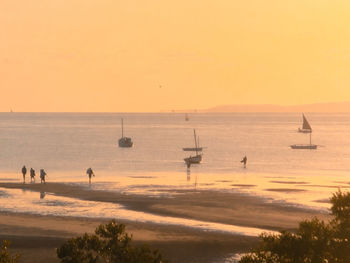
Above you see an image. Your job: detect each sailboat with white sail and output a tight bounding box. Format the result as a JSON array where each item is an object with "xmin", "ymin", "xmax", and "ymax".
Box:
[
  {"xmin": 118, "ymin": 118, "xmax": 133, "ymax": 148},
  {"xmin": 298, "ymin": 113, "xmax": 312, "ymax": 133},
  {"xmin": 184, "ymin": 129, "xmax": 202, "ymax": 164},
  {"xmin": 291, "ymin": 113, "xmax": 317, "ymax": 149}
]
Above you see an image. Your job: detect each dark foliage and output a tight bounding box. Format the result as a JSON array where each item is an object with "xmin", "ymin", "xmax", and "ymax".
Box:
[
  {"xmin": 57, "ymin": 220, "xmax": 166, "ymax": 263},
  {"xmin": 240, "ymin": 190, "xmax": 350, "ymax": 263},
  {"xmin": 0, "ymin": 240, "xmax": 19, "ymax": 263}
]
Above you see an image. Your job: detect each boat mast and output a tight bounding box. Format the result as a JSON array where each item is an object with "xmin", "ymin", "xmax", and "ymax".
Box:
[
  {"xmin": 121, "ymin": 118, "xmax": 124, "ymax": 138},
  {"xmin": 193, "ymin": 129, "xmax": 198, "ymax": 155},
  {"xmin": 310, "ymin": 132, "xmax": 312, "ymax": 145}
]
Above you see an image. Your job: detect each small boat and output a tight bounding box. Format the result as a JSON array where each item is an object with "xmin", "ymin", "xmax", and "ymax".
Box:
[
  {"xmin": 298, "ymin": 113, "xmax": 312, "ymax": 133},
  {"xmin": 291, "ymin": 114, "xmax": 317, "ymax": 150},
  {"xmin": 291, "ymin": 144, "xmax": 317, "ymax": 149},
  {"xmin": 184, "ymin": 154, "xmax": 202, "ymax": 164},
  {"xmin": 183, "ymin": 147, "xmax": 204, "ymax": 151},
  {"xmin": 184, "ymin": 129, "xmax": 202, "ymax": 164},
  {"xmin": 118, "ymin": 118, "xmax": 133, "ymax": 148}
]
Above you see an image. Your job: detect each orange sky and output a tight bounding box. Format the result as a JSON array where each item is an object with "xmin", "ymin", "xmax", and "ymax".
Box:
[{"xmin": 1, "ymin": 0, "xmax": 350, "ymax": 112}]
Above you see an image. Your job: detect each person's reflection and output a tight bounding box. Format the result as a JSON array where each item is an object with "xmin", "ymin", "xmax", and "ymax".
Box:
[
  {"xmin": 40, "ymin": 192, "xmax": 46, "ymax": 199},
  {"xmin": 186, "ymin": 161, "xmax": 191, "ymax": 181}
]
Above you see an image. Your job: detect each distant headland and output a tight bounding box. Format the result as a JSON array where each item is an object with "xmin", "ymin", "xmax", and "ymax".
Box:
[{"xmin": 166, "ymin": 102, "xmax": 348, "ymax": 113}]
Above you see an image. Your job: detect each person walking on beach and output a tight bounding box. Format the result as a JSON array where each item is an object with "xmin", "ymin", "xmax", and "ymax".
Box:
[
  {"xmin": 30, "ymin": 168, "xmax": 35, "ymax": 182},
  {"xmin": 21, "ymin": 165, "xmax": 27, "ymax": 183},
  {"xmin": 40, "ymin": 169, "xmax": 47, "ymax": 184},
  {"xmin": 86, "ymin": 167, "xmax": 95, "ymax": 184},
  {"xmin": 240, "ymin": 156, "xmax": 247, "ymax": 168}
]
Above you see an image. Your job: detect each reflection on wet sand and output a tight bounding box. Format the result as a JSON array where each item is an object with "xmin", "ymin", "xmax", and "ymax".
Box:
[
  {"xmin": 270, "ymin": 181, "xmax": 309, "ymax": 185},
  {"xmin": 1, "ymin": 169, "xmax": 348, "ymax": 211},
  {"xmin": 0, "ymin": 187, "xmax": 276, "ymax": 237},
  {"xmin": 231, "ymin": 184, "xmax": 256, "ymax": 188},
  {"xmin": 265, "ymin": 188, "xmax": 307, "ymax": 193}
]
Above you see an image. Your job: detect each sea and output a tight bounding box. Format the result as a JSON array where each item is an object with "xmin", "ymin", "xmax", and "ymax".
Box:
[{"xmin": 0, "ymin": 112, "xmax": 349, "ymax": 239}]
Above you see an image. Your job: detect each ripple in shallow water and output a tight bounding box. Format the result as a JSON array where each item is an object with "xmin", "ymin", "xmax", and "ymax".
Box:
[
  {"xmin": 270, "ymin": 181, "xmax": 309, "ymax": 185},
  {"xmin": 265, "ymin": 188, "xmax": 307, "ymax": 193}
]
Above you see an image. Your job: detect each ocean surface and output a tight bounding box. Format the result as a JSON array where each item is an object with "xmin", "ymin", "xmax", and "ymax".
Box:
[{"xmin": 0, "ymin": 112, "xmax": 350, "ymax": 211}]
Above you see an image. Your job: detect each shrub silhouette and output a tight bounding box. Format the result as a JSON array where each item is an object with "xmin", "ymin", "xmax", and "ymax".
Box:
[
  {"xmin": 57, "ymin": 220, "xmax": 166, "ymax": 263},
  {"xmin": 0, "ymin": 240, "xmax": 19, "ymax": 263},
  {"xmin": 240, "ymin": 191, "xmax": 350, "ymax": 263}
]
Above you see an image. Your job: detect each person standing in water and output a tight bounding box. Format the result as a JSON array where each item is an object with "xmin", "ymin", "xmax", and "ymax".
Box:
[
  {"xmin": 21, "ymin": 165, "xmax": 27, "ymax": 183},
  {"xmin": 241, "ymin": 156, "xmax": 247, "ymax": 168},
  {"xmin": 30, "ymin": 168, "xmax": 35, "ymax": 182},
  {"xmin": 86, "ymin": 168, "xmax": 95, "ymax": 184},
  {"xmin": 40, "ymin": 169, "xmax": 47, "ymax": 184}
]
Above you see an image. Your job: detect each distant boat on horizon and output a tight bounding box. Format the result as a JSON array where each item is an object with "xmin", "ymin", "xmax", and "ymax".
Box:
[
  {"xmin": 184, "ymin": 129, "xmax": 202, "ymax": 164},
  {"xmin": 118, "ymin": 118, "xmax": 133, "ymax": 148},
  {"xmin": 291, "ymin": 113, "xmax": 317, "ymax": 149}
]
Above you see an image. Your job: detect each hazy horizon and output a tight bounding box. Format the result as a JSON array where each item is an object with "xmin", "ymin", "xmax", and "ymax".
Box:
[{"xmin": 2, "ymin": 100, "xmax": 350, "ymax": 113}]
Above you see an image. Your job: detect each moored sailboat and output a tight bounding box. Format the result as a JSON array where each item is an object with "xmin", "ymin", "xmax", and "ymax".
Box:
[
  {"xmin": 291, "ymin": 114, "xmax": 317, "ymax": 149},
  {"xmin": 184, "ymin": 129, "xmax": 202, "ymax": 164},
  {"xmin": 118, "ymin": 118, "xmax": 133, "ymax": 148}
]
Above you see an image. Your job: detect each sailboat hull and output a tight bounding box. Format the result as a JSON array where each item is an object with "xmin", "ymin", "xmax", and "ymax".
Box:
[
  {"xmin": 290, "ymin": 144, "xmax": 317, "ymax": 149},
  {"xmin": 119, "ymin": 137, "xmax": 133, "ymax": 148},
  {"xmin": 184, "ymin": 154, "xmax": 202, "ymax": 164},
  {"xmin": 298, "ymin": 128, "xmax": 312, "ymax": 133}
]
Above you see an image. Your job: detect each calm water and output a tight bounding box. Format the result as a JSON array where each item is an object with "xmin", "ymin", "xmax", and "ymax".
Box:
[
  {"xmin": 1, "ymin": 112, "xmax": 349, "ymax": 174},
  {"xmin": 0, "ymin": 112, "xmax": 350, "ymax": 210}
]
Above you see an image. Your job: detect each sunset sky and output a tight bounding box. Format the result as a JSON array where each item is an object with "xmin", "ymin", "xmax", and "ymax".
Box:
[{"xmin": 1, "ymin": 0, "xmax": 350, "ymax": 112}]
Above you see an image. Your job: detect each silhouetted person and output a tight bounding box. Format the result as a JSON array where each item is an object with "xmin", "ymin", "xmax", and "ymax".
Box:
[
  {"xmin": 86, "ymin": 168, "xmax": 95, "ymax": 184},
  {"xmin": 30, "ymin": 168, "xmax": 35, "ymax": 182},
  {"xmin": 21, "ymin": 165, "xmax": 27, "ymax": 183},
  {"xmin": 241, "ymin": 156, "xmax": 247, "ymax": 168},
  {"xmin": 40, "ymin": 169, "xmax": 46, "ymax": 184}
]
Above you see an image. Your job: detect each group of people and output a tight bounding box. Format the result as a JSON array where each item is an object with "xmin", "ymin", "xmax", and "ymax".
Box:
[
  {"xmin": 21, "ymin": 166, "xmax": 95, "ymax": 184},
  {"xmin": 21, "ymin": 165, "xmax": 47, "ymax": 184},
  {"xmin": 22, "ymin": 158, "xmax": 244, "ymax": 184}
]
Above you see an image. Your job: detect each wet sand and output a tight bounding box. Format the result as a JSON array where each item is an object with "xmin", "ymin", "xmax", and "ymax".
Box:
[
  {"xmin": 0, "ymin": 212, "xmax": 257, "ymax": 263},
  {"xmin": 0, "ymin": 182, "xmax": 331, "ymax": 263}
]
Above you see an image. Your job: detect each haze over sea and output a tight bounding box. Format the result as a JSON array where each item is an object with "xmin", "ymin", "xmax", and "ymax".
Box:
[{"xmin": 1, "ymin": 112, "xmax": 350, "ymax": 210}]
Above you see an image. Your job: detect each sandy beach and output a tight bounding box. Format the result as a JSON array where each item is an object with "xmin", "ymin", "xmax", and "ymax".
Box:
[{"xmin": 0, "ymin": 182, "xmax": 330, "ymax": 263}]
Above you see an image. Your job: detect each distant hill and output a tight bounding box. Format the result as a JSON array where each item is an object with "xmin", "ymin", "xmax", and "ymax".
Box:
[{"xmin": 203, "ymin": 102, "xmax": 350, "ymax": 113}]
